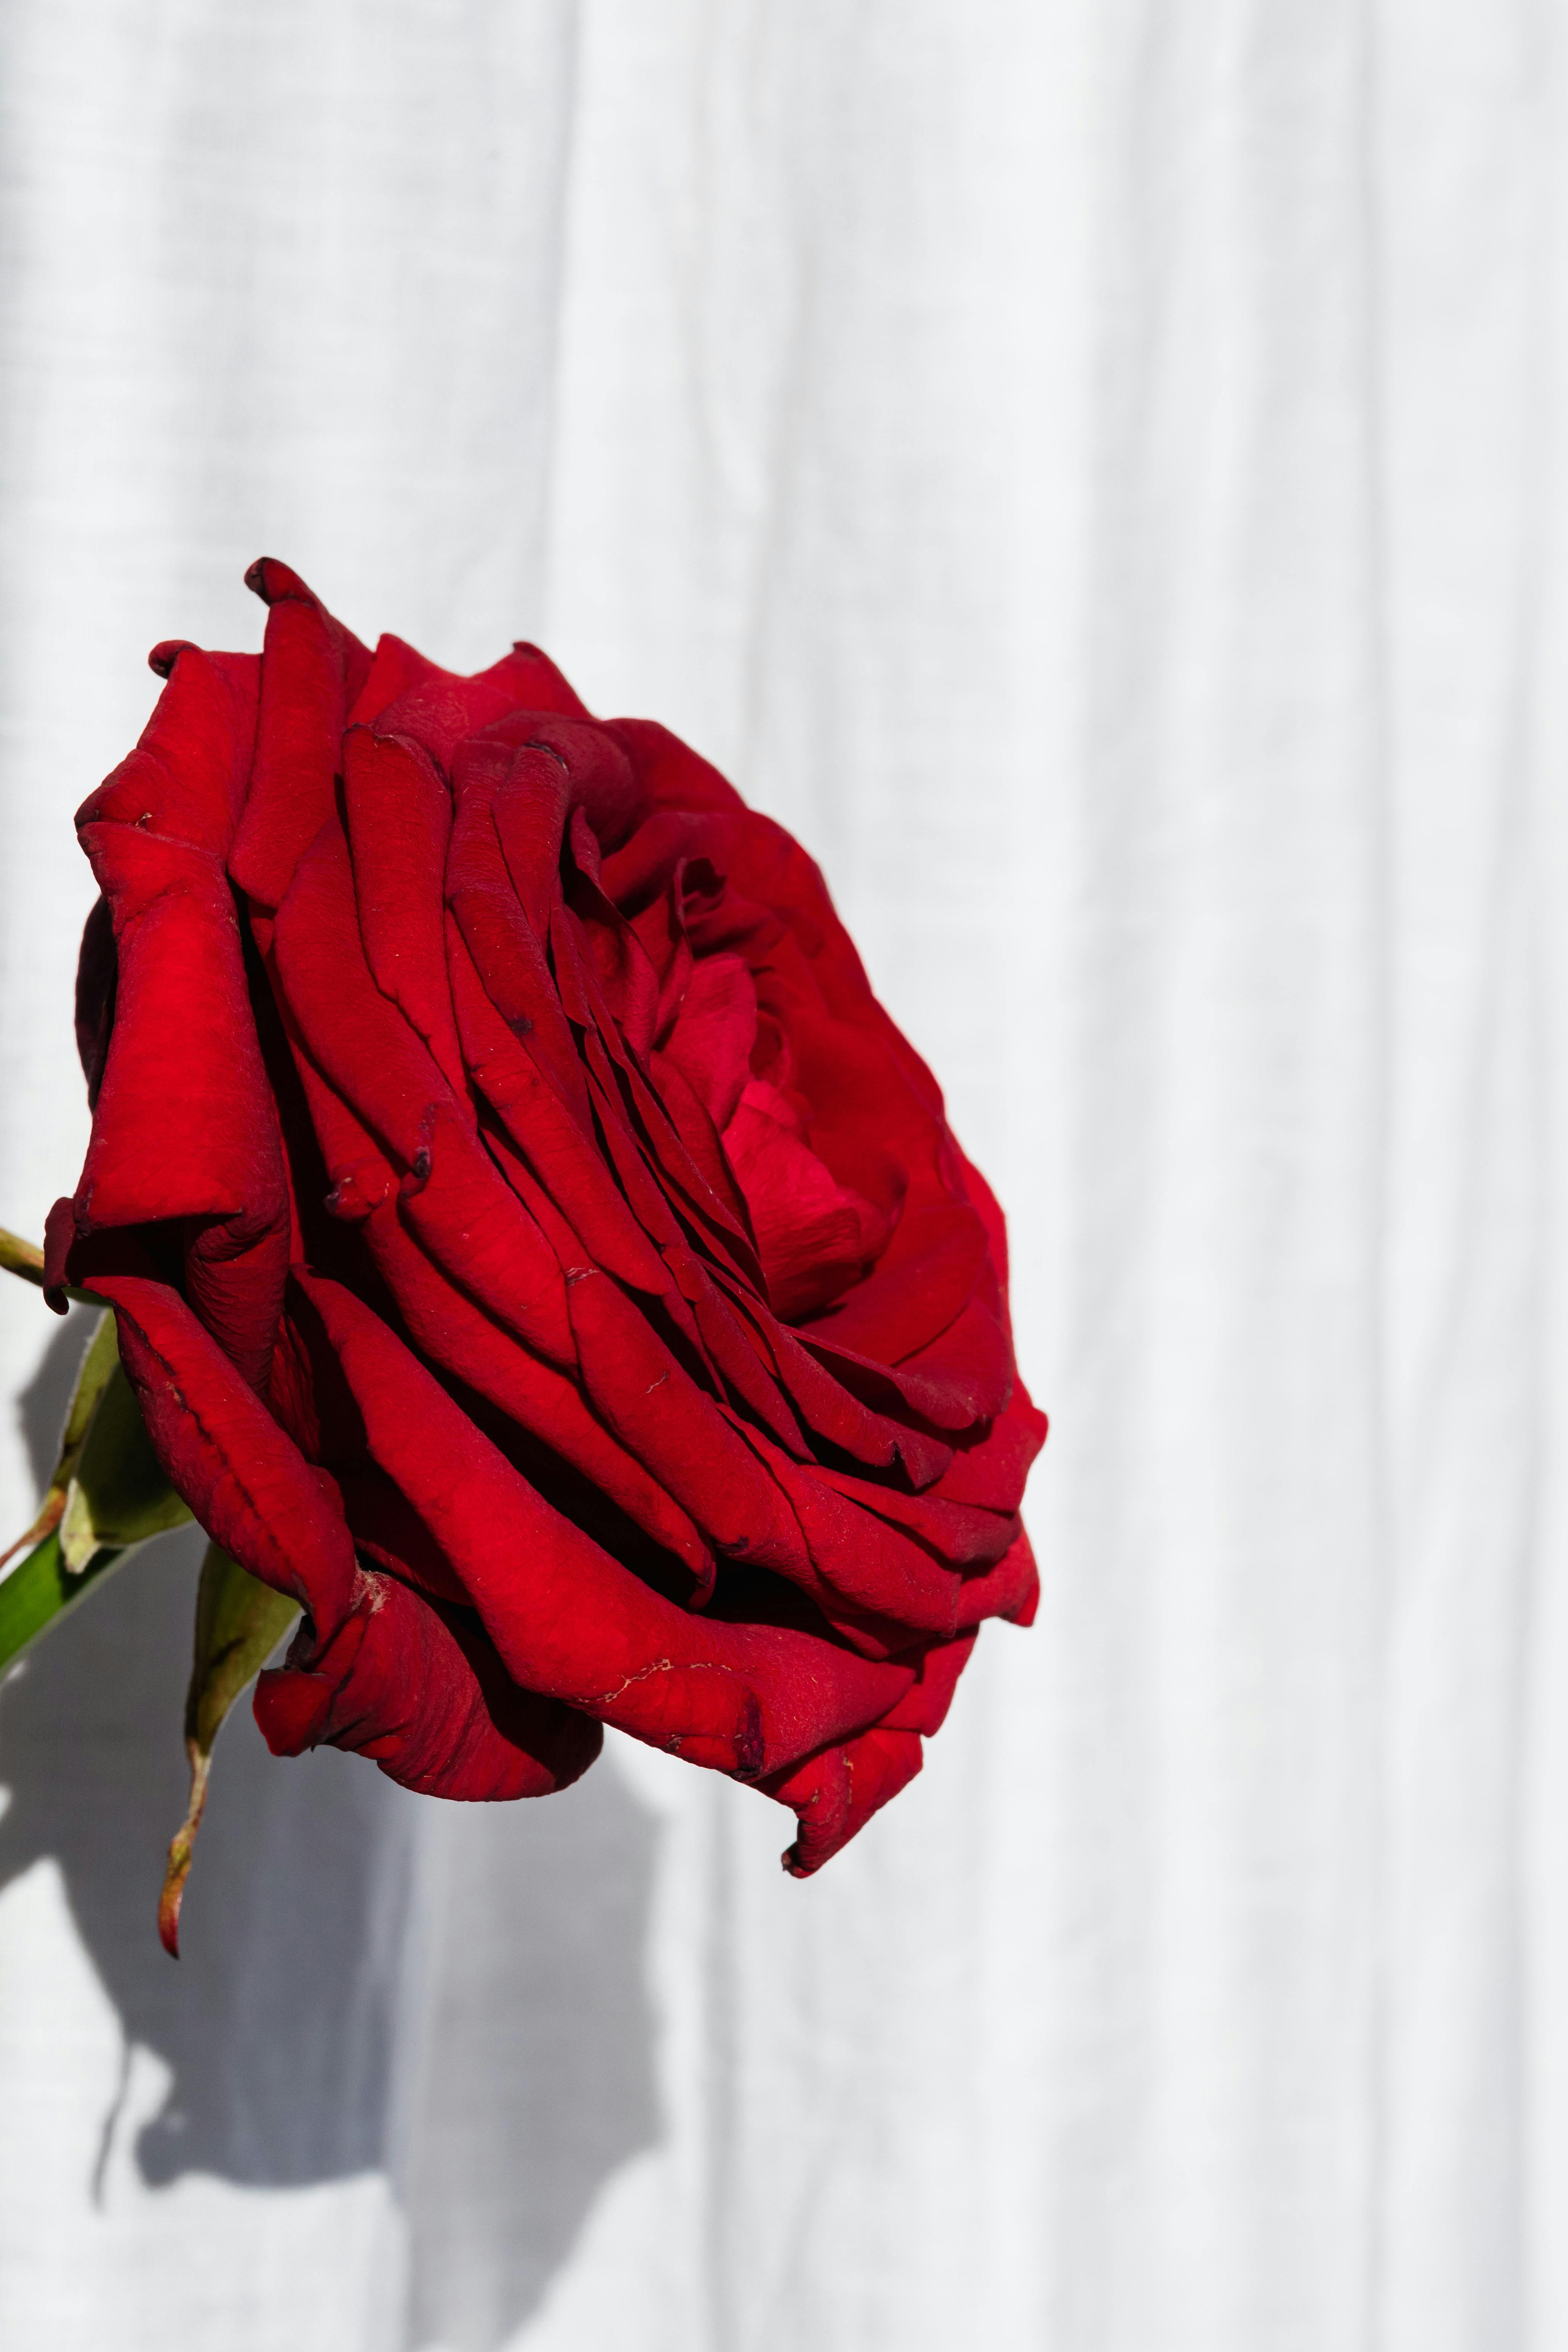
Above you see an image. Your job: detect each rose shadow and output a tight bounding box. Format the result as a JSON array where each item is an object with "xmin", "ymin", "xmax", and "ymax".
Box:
[{"xmin": 0, "ymin": 1308, "xmax": 661, "ymax": 2348}]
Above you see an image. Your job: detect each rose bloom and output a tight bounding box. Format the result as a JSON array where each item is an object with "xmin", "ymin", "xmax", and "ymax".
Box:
[{"xmin": 47, "ymin": 561, "xmax": 1046, "ymax": 1874}]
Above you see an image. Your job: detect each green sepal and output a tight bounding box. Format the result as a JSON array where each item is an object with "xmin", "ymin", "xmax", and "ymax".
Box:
[
  {"xmin": 0, "ymin": 1310, "xmax": 120, "ymax": 1574},
  {"xmin": 59, "ymin": 1357, "xmax": 194, "ymax": 1571},
  {"xmin": 0, "ymin": 1298, "xmax": 194, "ymax": 1673},
  {"xmin": 59, "ymin": 1311, "xmax": 122, "ymax": 1460},
  {"xmin": 159, "ymin": 1543, "xmax": 301, "ymax": 1957}
]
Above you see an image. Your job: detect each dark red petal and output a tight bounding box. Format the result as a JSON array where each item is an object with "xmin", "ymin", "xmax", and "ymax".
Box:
[
  {"xmin": 932, "ymin": 1388, "xmax": 1050, "ymax": 1511},
  {"xmin": 74, "ymin": 895, "xmax": 117, "ymax": 1109},
  {"xmin": 447, "ymin": 934, "xmax": 672, "ymax": 1295},
  {"xmin": 802, "ymin": 1199, "xmax": 987, "ymax": 1364},
  {"xmin": 71, "ymin": 645, "xmax": 289, "ymax": 1389},
  {"xmin": 739, "ymin": 1431, "xmax": 968, "ymax": 1636},
  {"xmin": 954, "ymin": 1525, "xmax": 1041, "ymax": 1630},
  {"xmin": 766, "ymin": 1727, "xmax": 925, "ymax": 1876},
  {"xmin": 334, "ymin": 1468, "xmax": 480, "ymax": 1607},
  {"xmin": 891, "ymin": 1291, "xmax": 1015, "ymax": 1423},
  {"xmin": 877, "ymin": 1633, "xmax": 979, "ymax": 1735},
  {"xmin": 74, "ymin": 641, "xmax": 259, "ymax": 849},
  {"xmin": 344, "ymin": 634, "xmax": 434, "ymax": 731},
  {"xmin": 88, "ymin": 1273, "xmax": 356, "ymax": 1631},
  {"xmin": 703, "ymin": 1266, "xmax": 955, "ymax": 1485},
  {"xmin": 814, "ymin": 1466, "xmax": 1019, "ymax": 1569},
  {"xmin": 348, "ymin": 1198, "xmax": 717, "ymax": 1590},
  {"xmin": 661, "ymin": 953, "xmax": 757, "ymax": 1127},
  {"xmin": 341, "ymin": 726, "xmax": 465, "ymax": 1095},
  {"xmin": 396, "ymin": 1103, "xmax": 574, "ymax": 1365},
  {"xmin": 658, "ymin": 1244, "xmax": 811, "ymax": 1458},
  {"xmin": 722, "ymin": 1079, "xmax": 891, "ymax": 1323},
  {"xmin": 445, "ymin": 770, "xmax": 594, "ymax": 1124},
  {"xmin": 229, "ymin": 561, "xmax": 372, "ymax": 910},
  {"xmin": 354, "ymin": 641, "xmax": 589, "ymax": 766},
  {"xmin": 273, "ymin": 812, "xmax": 465, "ymax": 1170},
  {"xmin": 563, "ymin": 809, "xmax": 662, "ymax": 1058},
  {"xmin": 564, "ymin": 1268, "xmax": 809, "ymax": 1577},
  {"xmin": 510, "ymin": 716, "xmax": 640, "ymax": 858},
  {"xmin": 607, "ymin": 718, "xmax": 746, "ymax": 815},
  {"xmin": 295, "ymin": 1271, "xmax": 914, "ymax": 1776},
  {"xmin": 74, "ymin": 835, "xmax": 279, "ymax": 1234},
  {"xmin": 255, "ymin": 1570, "xmax": 602, "ymax": 1800}
]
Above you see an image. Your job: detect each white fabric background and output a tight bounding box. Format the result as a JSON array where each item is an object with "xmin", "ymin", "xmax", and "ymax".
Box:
[{"xmin": 0, "ymin": 2, "xmax": 1562, "ymax": 2346}]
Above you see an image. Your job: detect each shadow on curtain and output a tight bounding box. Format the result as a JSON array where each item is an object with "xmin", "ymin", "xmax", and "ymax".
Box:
[{"xmin": 0, "ymin": 1307, "xmax": 661, "ymax": 2347}]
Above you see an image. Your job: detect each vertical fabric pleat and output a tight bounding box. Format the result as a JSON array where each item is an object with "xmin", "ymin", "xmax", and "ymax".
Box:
[{"xmin": 1, "ymin": 4, "xmax": 1565, "ymax": 2349}]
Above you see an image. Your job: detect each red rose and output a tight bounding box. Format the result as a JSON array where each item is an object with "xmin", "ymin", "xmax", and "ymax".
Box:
[{"xmin": 46, "ymin": 560, "xmax": 1046, "ymax": 1874}]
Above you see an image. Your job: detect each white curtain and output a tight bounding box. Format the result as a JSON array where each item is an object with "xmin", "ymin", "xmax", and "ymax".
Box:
[{"xmin": 1, "ymin": 3, "xmax": 1562, "ymax": 2346}]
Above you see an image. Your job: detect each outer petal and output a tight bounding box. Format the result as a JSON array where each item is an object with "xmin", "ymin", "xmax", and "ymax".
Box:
[
  {"xmin": 341, "ymin": 725, "xmax": 466, "ymax": 1095},
  {"xmin": 82, "ymin": 1272, "xmax": 356, "ymax": 1633},
  {"xmin": 764, "ymin": 1728, "xmax": 925, "ymax": 1877},
  {"xmin": 255, "ymin": 1570, "xmax": 602, "ymax": 1801},
  {"xmin": 351, "ymin": 637, "xmax": 588, "ymax": 761},
  {"xmin": 228, "ymin": 559, "xmax": 373, "ymax": 910},
  {"xmin": 73, "ymin": 891, "xmax": 117, "ymax": 1108},
  {"xmin": 64, "ymin": 645, "xmax": 288, "ymax": 1391},
  {"xmin": 608, "ymin": 717, "xmax": 746, "ymax": 816},
  {"xmin": 955, "ymin": 1525, "xmax": 1041, "ymax": 1631}
]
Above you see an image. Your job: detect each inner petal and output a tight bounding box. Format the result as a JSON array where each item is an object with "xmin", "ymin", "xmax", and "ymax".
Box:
[
  {"xmin": 722, "ymin": 1078, "xmax": 892, "ymax": 1323},
  {"xmin": 662, "ymin": 952, "xmax": 758, "ymax": 1129}
]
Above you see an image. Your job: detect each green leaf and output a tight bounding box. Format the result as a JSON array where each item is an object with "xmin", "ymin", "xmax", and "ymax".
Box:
[
  {"xmin": 0, "ymin": 1310, "xmax": 120, "ymax": 1574},
  {"xmin": 0, "ymin": 1250, "xmax": 299, "ymax": 1954},
  {"xmin": 0, "ymin": 1526, "xmax": 126, "ymax": 1675},
  {"xmin": 0, "ymin": 1303, "xmax": 193, "ymax": 1674},
  {"xmin": 59, "ymin": 1311, "xmax": 122, "ymax": 1458},
  {"xmin": 58, "ymin": 1358, "xmax": 194, "ymax": 1570},
  {"xmin": 159, "ymin": 1543, "xmax": 301, "ymax": 1957}
]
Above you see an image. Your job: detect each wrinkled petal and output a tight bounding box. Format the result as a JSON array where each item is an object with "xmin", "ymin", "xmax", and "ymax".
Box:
[
  {"xmin": 765, "ymin": 1728, "xmax": 925, "ymax": 1877},
  {"xmin": 84, "ymin": 1272, "xmax": 356, "ymax": 1633},
  {"xmin": 255, "ymin": 1569, "xmax": 602, "ymax": 1801},
  {"xmin": 67, "ymin": 645, "xmax": 288, "ymax": 1390},
  {"xmin": 228, "ymin": 560, "xmax": 372, "ymax": 909}
]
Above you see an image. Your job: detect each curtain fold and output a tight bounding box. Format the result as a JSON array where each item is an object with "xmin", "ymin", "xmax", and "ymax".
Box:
[{"xmin": 0, "ymin": 4, "xmax": 1561, "ymax": 2348}]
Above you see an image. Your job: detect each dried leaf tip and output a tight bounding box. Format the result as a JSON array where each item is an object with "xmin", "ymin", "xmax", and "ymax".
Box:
[
  {"xmin": 159, "ymin": 1544, "xmax": 300, "ymax": 1959},
  {"xmin": 158, "ymin": 1748, "xmax": 211, "ymax": 1959}
]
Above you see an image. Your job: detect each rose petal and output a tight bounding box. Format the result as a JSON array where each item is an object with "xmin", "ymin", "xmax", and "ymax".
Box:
[
  {"xmin": 722, "ymin": 1078, "xmax": 890, "ymax": 1322},
  {"xmin": 86, "ymin": 1272, "xmax": 356, "ymax": 1633},
  {"xmin": 70, "ymin": 647, "xmax": 288, "ymax": 1389},
  {"xmin": 295, "ymin": 1272, "xmax": 914, "ymax": 1777},
  {"xmin": 255, "ymin": 1569, "xmax": 602, "ymax": 1800},
  {"xmin": 661, "ymin": 953, "xmax": 759, "ymax": 1129},
  {"xmin": 357, "ymin": 641, "xmax": 588, "ymax": 767},
  {"xmin": 765, "ymin": 1727, "xmax": 925, "ymax": 1877},
  {"xmin": 341, "ymin": 726, "xmax": 466, "ymax": 1096},
  {"xmin": 229, "ymin": 560, "xmax": 372, "ymax": 910}
]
